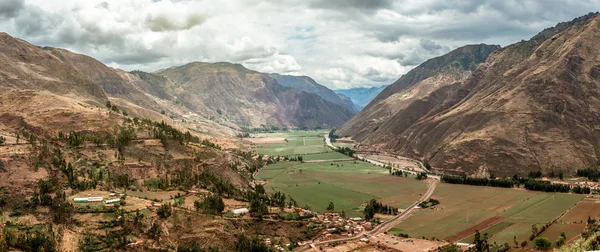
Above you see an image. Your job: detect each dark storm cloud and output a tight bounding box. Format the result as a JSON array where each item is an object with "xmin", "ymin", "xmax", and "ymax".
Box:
[
  {"xmin": 369, "ymin": 0, "xmax": 600, "ymax": 44},
  {"xmin": 309, "ymin": 0, "xmax": 396, "ymax": 12},
  {"xmin": 419, "ymin": 39, "xmax": 448, "ymax": 52},
  {"xmin": 0, "ymin": 0, "xmax": 24, "ymax": 18}
]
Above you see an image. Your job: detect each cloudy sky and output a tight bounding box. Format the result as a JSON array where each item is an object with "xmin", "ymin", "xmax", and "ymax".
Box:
[{"xmin": 0, "ymin": 0, "xmax": 598, "ymax": 89}]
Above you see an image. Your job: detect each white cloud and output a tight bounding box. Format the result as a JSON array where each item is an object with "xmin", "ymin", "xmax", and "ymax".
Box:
[{"xmin": 0, "ymin": 0, "xmax": 598, "ymax": 89}]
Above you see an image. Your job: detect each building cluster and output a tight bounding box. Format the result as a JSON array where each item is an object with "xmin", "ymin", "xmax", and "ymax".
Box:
[
  {"xmin": 573, "ymin": 181, "xmax": 600, "ymax": 190},
  {"xmin": 72, "ymin": 192, "xmax": 124, "ymax": 206},
  {"xmin": 308, "ymin": 212, "xmax": 373, "ymax": 242}
]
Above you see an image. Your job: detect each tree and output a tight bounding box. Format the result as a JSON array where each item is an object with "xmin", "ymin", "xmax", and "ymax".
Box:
[
  {"xmin": 558, "ymin": 171, "xmax": 564, "ymax": 180},
  {"xmin": 531, "ymin": 224, "xmax": 539, "ymax": 240},
  {"xmin": 521, "ymin": 240, "xmax": 528, "ymax": 249},
  {"xmin": 256, "ymin": 184, "xmax": 266, "ymax": 195},
  {"xmin": 474, "ymin": 230, "xmax": 484, "ymax": 252},
  {"xmin": 235, "ymin": 234, "xmax": 270, "ymax": 252},
  {"xmin": 555, "ymin": 235, "xmax": 565, "ymax": 247},
  {"xmin": 327, "ymin": 202, "xmax": 335, "ymax": 212},
  {"xmin": 514, "ymin": 235, "xmax": 519, "ymax": 248},
  {"xmin": 364, "ymin": 205, "xmax": 375, "ymax": 220},
  {"xmin": 148, "ymin": 222, "xmax": 162, "ymax": 241},
  {"xmin": 157, "ymin": 204, "xmax": 172, "ymax": 218},
  {"xmin": 194, "ymin": 194, "xmax": 225, "ymax": 215},
  {"xmin": 533, "ymin": 237, "xmax": 551, "ymax": 250}
]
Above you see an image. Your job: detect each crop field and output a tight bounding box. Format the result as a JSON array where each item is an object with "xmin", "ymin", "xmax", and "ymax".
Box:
[
  {"xmin": 251, "ymin": 130, "xmax": 331, "ymax": 156},
  {"xmin": 394, "ymin": 183, "xmax": 584, "ymax": 242},
  {"xmin": 333, "ymin": 142, "xmax": 354, "ymax": 148},
  {"xmin": 302, "ymin": 152, "xmax": 350, "ymax": 161},
  {"xmin": 559, "ymin": 198, "xmax": 600, "ymax": 223},
  {"xmin": 256, "ymin": 160, "xmax": 427, "ymax": 217}
]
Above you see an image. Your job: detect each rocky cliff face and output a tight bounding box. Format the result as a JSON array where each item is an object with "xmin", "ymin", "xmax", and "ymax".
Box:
[
  {"xmin": 341, "ymin": 13, "xmax": 600, "ymax": 177},
  {"xmin": 155, "ymin": 62, "xmax": 354, "ymax": 128}
]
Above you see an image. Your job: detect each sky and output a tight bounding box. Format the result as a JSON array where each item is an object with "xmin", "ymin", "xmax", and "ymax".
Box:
[{"xmin": 0, "ymin": 0, "xmax": 598, "ymax": 89}]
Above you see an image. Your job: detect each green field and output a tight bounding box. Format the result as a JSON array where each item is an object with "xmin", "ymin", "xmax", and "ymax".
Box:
[
  {"xmin": 252, "ymin": 130, "xmax": 331, "ymax": 156},
  {"xmin": 333, "ymin": 142, "xmax": 354, "ymax": 148},
  {"xmin": 256, "ymin": 160, "xmax": 427, "ymax": 217},
  {"xmin": 302, "ymin": 152, "xmax": 350, "ymax": 161},
  {"xmin": 394, "ymin": 183, "xmax": 584, "ymax": 242}
]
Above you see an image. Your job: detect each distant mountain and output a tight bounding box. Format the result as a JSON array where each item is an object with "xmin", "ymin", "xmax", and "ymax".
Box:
[
  {"xmin": 337, "ymin": 43, "xmax": 500, "ymax": 142},
  {"xmin": 155, "ymin": 62, "xmax": 354, "ymax": 129},
  {"xmin": 270, "ymin": 73, "xmax": 358, "ymax": 113},
  {"xmin": 338, "ymin": 13, "xmax": 600, "ymax": 177},
  {"xmin": 335, "ymin": 86, "xmax": 387, "ymax": 110}
]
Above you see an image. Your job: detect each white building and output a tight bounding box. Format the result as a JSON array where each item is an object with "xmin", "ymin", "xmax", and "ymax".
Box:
[{"xmin": 232, "ymin": 208, "xmax": 249, "ymax": 215}]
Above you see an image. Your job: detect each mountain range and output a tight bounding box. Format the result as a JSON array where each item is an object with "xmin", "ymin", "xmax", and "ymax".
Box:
[
  {"xmin": 0, "ymin": 33, "xmax": 355, "ymax": 139},
  {"xmin": 335, "ymin": 85, "xmax": 388, "ymax": 110},
  {"xmin": 337, "ymin": 12, "xmax": 600, "ymax": 177}
]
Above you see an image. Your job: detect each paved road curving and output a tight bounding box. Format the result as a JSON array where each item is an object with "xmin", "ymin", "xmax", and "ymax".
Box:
[{"xmin": 299, "ymin": 135, "xmax": 441, "ymax": 251}]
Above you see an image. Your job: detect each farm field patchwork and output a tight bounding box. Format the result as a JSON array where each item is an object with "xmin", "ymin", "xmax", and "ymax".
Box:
[
  {"xmin": 256, "ymin": 160, "xmax": 427, "ymax": 217},
  {"xmin": 251, "ymin": 130, "xmax": 331, "ymax": 156},
  {"xmin": 394, "ymin": 183, "xmax": 584, "ymax": 242}
]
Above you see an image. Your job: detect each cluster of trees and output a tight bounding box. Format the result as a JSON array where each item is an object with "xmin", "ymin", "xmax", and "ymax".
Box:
[
  {"xmin": 234, "ymin": 234, "xmax": 271, "ymax": 252},
  {"xmin": 418, "ymin": 199, "xmax": 440, "ymax": 208},
  {"xmin": 150, "ymin": 120, "xmax": 200, "ymax": 147},
  {"xmin": 335, "ymin": 146, "xmax": 355, "ymax": 157},
  {"xmin": 528, "ymin": 170, "xmax": 543, "ymax": 179},
  {"xmin": 364, "ymin": 199, "xmax": 398, "ymax": 220},
  {"xmin": 286, "ymin": 155, "xmax": 303, "ymax": 162},
  {"xmin": 524, "ymin": 180, "xmax": 570, "ymax": 193},
  {"xmin": 440, "ymin": 174, "xmax": 592, "ymax": 194},
  {"xmin": 533, "ymin": 237, "xmax": 551, "ymax": 250},
  {"xmin": 390, "ymin": 169, "xmax": 408, "ymax": 177},
  {"xmin": 236, "ymin": 132, "xmax": 250, "ymax": 138},
  {"xmin": 176, "ymin": 241, "xmax": 219, "ymax": 252},
  {"xmin": 416, "ymin": 172, "xmax": 428, "ymax": 180},
  {"xmin": 573, "ymin": 185, "xmax": 591, "ymax": 194},
  {"xmin": 529, "ymin": 223, "xmax": 551, "ymax": 241},
  {"xmin": 328, "ymin": 129, "xmax": 340, "ymax": 142},
  {"xmin": 473, "ymin": 230, "xmax": 511, "ymax": 252},
  {"xmin": 194, "ymin": 194, "xmax": 225, "ymax": 215},
  {"xmin": 2, "ymin": 226, "xmax": 56, "ymax": 252},
  {"xmin": 157, "ymin": 204, "xmax": 172, "ymax": 218},
  {"xmin": 577, "ymin": 167, "xmax": 600, "ymax": 181},
  {"xmin": 441, "ymin": 175, "xmax": 514, "ymax": 188}
]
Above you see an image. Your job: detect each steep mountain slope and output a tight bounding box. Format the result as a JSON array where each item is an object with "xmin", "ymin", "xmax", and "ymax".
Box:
[
  {"xmin": 0, "ymin": 33, "xmax": 107, "ymax": 104},
  {"xmin": 335, "ymin": 85, "xmax": 387, "ymax": 110},
  {"xmin": 0, "ymin": 32, "xmax": 236, "ymax": 137},
  {"xmin": 155, "ymin": 62, "xmax": 354, "ymax": 128},
  {"xmin": 337, "ymin": 44, "xmax": 500, "ymax": 141},
  {"xmin": 270, "ymin": 73, "xmax": 358, "ymax": 113},
  {"xmin": 350, "ymin": 13, "xmax": 600, "ymax": 176}
]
